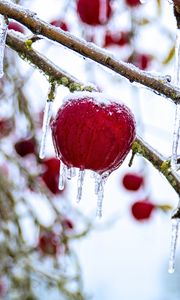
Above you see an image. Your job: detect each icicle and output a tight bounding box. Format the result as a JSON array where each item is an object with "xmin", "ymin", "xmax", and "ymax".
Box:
[
  {"xmin": 76, "ymin": 169, "xmax": 85, "ymax": 203},
  {"xmin": 94, "ymin": 173, "xmax": 99, "ymax": 195},
  {"xmin": 168, "ymin": 197, "xmax": 180, "ymax": 273},
  {"xmin": 39, "ymin": 101, "xmax": 53, "ymax": 159},
  {"xmin": 96, "ymin": 176, "xmax": 104, "ymax": 218},
  {"xmin": 95, "ymin": 172, "xmax": 109, "ymax": 218},
  {"xmin": 0, "ymin": 15, "xmax": 8, "ymax": 78},
  {"xmin": 67, "ymin": 167, "xmax": 76, "ymax": 180},
  {"xmin": 168, "ymin": 218, "xmax": 180, "ymax": 273},
  {"xmin": 171, "ymin": 30, "xmax": 180, "ymax": 171},
  {"xmin": 58, "ymin": 161, "xmax": 67, "ymax": 190}
]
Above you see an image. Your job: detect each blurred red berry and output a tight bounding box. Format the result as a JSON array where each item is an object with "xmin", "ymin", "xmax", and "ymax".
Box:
[
  {"xmin": 125, "ymin": 0, "xmax": 141, "ymax": 7},
  {"xmin": 133, "ymin": 53, "xmax": 152, "ymax": 70},
  {"xmin": 0, "ymin": 117, "xmax": 14, "ymax": 138},
  {"xmin": 131, "ymin": 200, "xmax": 155, "ymax": 221},
  {"xmin": 104, "ymin": 31, "xmax": 130, "ymax": 47},
  {"xmin": 0, "ymin": 279, "xmax": 7, "ymax": 298},
  {"xmin": 14, "ymin": 137, "xmax": 36, "ymax": 157},
  {"xmin": 51, "ymin": 92, "xmax": 136, "ymax": 174},
  {"xmin": 122, "ymin": 173, "xmax": 144, "ymax": 191},
  {"xmin": 8, "ymin": 21, "xmax": 25, "ymax": 33},
  {"xmin": 38, "ymin": 231, "xmax": 60, "ymax": 256},
  {"xmin": 62, "ymin": 218, "xmax": 74, "ymax": 231},
  {"xmin": 77, "ymin": 0, "xmax": 113, "ymax": 26},
  {"xmin": 50, "ymin": 19, "xmax": 69, "ymax": 31},
  {"xmin": 41, "ymin": 157, "xmax": 61, "ymax": 194}
]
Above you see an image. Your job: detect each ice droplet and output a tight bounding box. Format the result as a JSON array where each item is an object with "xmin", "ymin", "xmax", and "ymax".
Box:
[
  {"xmin": 171, "ymin": 30, "xmax": 180, "ymax": 171},
  {"xmin": 0, "ymin": 15, "xmax": 8, "ymax": 78},
  {"xmin": 58, "ymin": 161, "xmax": 67, "ymax": 190},
  {"xmin": 76, "ymin": 169, "xmax": 85, "ymax": 202},
  {"xmin": 67, "ymin": 167, "xmax": 76, "ymax": 180},
  {"xmin": 39, "ymin": 101, "xmax": 53, "ymax": 159},
  {"xmin": 168, "ymin": 218, "xmax": 180, "ymax": 274}
]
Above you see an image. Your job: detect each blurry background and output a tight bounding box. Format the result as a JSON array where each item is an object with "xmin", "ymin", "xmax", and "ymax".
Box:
[{"xmin": 0, "ymin": 0, "xmax": 179, "ymax": 299}]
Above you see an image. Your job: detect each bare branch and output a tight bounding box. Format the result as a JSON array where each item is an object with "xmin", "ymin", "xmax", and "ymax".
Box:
[
  {"xmin": 6, "ymin": 33, "xmax": 95, "ymax": 92},
  {"xmin": 0, "ymin": 0, "xmax": 180, "ymax": 103},
  {"xmin": 134, "ymin": 137, "xmax": 180, "ymax": 195}
]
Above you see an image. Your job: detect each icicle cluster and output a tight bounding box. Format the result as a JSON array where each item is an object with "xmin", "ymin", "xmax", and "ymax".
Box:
[
  {"xmin": 0, "ymin": 15, "xmax": 8, "ymax": 78},
  {"xmin": 171, "ymin": 30, "xmax": 180, "ymax": 171},
  {"xmin": 57, "ymin": 162, "xmax": 109, "ymax": 218}
]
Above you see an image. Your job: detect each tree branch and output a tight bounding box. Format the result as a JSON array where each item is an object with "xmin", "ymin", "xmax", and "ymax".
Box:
[
  {"xmin": 6, "ymin": 32, "xmax": 180, "ymax": 196},
  {"xmin": 1, "ymin": 0, "xmax": 180, "ymax": 103},
  {"xmin": 134, "ymin": 137, "xmax": 180, "ymax": 195},
  {"xmin": 6, "ymin": 32, "xmax": 95, "ymax": 92}
]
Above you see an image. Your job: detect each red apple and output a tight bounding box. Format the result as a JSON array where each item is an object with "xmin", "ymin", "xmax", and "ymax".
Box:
[
  {"xmin": 8, "ymin": 21, "xmax": 25, "ymax": 33},
  {"xmin": 125, "ymin": 0, "xmax": 141, "ymax": 7},
  {"xmin": 0, "ymin": 117, "xmax": 14, "ymax": 138},
  {"xmin": 51, "ymin": 92, "xmax": 136, "ymax": 175},
  {"xmin": 104, "ymin": 31, "xmax": 130, "ymax": 47},
  {"xmin": 40, "ymin": 157, "xmax": 61, "ymax": 195},
  {"xmin": 122, "ymin": 172, "xmax": 144, "ymax": 191},
  {"xmin": 77, "ymin": 0, "xmax": 113, "ymax": 26},
  {"xmin": 132, "ymin": 53, "xmax": 152, "ymax": 70},
  {"xmin": 62, "ymin": 218, "xmax": 74, "ymax": 231},
  {"xmin": 38, "ymin": 231, "xmax": 61, "ymax": 256},
  {"xmin": 50, "ymin": 19, "xmax": 69, "ymax": 31},
  {"xmin": 0, "ymin": 279, "xmax": 6, "ymax": 297},
  {"xmin": 14, "ymin": 137, "xmax": 36, "ymax": 157},
  {"xmin": 131, "ymin": 200, "xmax": 155, "ymax": 221}
]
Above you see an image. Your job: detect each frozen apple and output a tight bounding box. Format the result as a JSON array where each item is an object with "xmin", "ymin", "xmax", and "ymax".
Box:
[
  {"xmin": 38, "ymin": 231, "xmax": 61, "ymax": 256},
  {"xmin": 76, "ymin": 0, "xmax": 113, "ymax": 26},
  {"xmin": 8, "ymin": 21, "xmax": 25, "ymax": 33},
  {"xmin": 50, "ymin": 19, "xmax": 69, "ymax": 31},
  {"xmin": 0, "ymin": 117, "xmax": 14, "ymax": 138},
  {"xmin": 103, "ymin": 31, "xmax": 130, "ymax": 48},
  {"xmin": 131, "ymin": 200, "xmax": 155, "ymax": 221},
  {"xmin": 122, "ymin": 172, "xmax": 144, "ymax": 191},
  {"xmin": 125, "ymin": 0, "xmax": 141, "ymax": 7},
  {"xmin": 14, "ymin": 137, "xmax": 36, "ymax": 157},
  {"xmin": 40, "ymin": 157, "xmax": 61, "ymax": 195},
  {"xmin": 51, "ymin": 92, "xmax": 136, "ymax": 174},
  {"xmin": 51, "ymin": 92, "xmax": 136, "ymax": 216}
]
